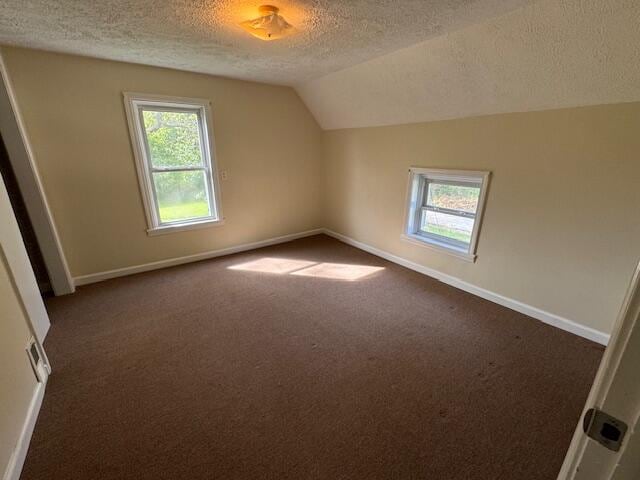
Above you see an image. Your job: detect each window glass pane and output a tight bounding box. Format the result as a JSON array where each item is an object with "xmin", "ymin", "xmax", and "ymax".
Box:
[
  {"xmin": 426, "ymin": 182, "xmax": 481, "ymax": 213},
  {"xmin": 142, "ymin": 110, "xmax": 203, "ymax": 168},
  {"xmin": 420, "ymin": 209, "xmax": 474, "ymax": 246},
  {"xmin": 152, "ymin": 171, "xmax": 211, "ymax": 223}
]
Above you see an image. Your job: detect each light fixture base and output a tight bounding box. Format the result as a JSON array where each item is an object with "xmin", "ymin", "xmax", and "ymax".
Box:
[{"xmin": 258, "ymin": 5, "xmax": 279, "ymax": 15}]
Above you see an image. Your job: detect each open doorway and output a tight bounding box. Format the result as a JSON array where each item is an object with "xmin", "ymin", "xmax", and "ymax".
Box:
[
  {"xmin": 0, "ymin": 133, "xmax": 52, "ymax": 295},
  {"xmin": 0, "ymin": 51, "xmax": 74, "ymax": 302}
]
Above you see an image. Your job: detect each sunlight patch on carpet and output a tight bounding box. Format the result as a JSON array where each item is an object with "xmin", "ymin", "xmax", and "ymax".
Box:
[
  {"xmin": 291, "ymin": 262, "xmax": 384, "ymax": 281},
  {"xmin": 228, "ymin": 257, "xmax": 384, "ymax": 281}
]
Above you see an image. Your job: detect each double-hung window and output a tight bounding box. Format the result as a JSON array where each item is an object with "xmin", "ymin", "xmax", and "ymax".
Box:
[
  {"xmin": 124, "ymin": 93, "xmax": 222, "ymax": 235},
  {"xmin": 404, "ymin": 168, "xmax": 490, "ymax": 261}
]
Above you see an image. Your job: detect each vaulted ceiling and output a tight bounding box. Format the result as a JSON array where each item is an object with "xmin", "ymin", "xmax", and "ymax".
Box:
[
  {"xmin": 299, "ymin": 0, "xmax": 640, "ymax": 129},
  {"xmin": 1, "ymin": 0, "xmax": 639, "ymax": 129}
]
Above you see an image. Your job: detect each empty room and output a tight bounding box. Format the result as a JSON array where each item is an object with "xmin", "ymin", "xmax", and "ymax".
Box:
[{"xmin": 1, "ymin": 1, "xmax": 640, "ymax": 479}]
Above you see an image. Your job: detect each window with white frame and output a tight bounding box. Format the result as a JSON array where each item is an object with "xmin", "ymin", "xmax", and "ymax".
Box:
[
  {"xmin": 124, "ymin": 93, "xmax": 222, "ymax": 235},
  {"xmin": 404, "ymin": 168, "xmax": 490, "ymax": 261}
]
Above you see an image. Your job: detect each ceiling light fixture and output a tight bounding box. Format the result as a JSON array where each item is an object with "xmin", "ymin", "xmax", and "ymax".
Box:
[{"xmin": 239, "ymin": 5, "xmax": 294, "ymax": 41}]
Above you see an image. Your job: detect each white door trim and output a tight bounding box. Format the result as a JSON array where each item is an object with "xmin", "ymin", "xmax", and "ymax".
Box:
[
  {"xmin": 557, "ymin": 261, "xmax": 640, "ymax": 479},
  {"xmin": 0, "ymin": 171, "xmax": 52, "ymax": 342},
  {"xmin": 0, "ymin": 49, "xmax": 74, "ymax": 296}
]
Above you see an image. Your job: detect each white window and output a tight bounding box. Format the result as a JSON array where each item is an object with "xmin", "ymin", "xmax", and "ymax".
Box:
[
  {"xmin": 404, "ymin": 168, "xmax": 490, "ymax": 261},
  {"xmin": 123, "ymin": 93, "xmax": 223, "ymax": 235}
]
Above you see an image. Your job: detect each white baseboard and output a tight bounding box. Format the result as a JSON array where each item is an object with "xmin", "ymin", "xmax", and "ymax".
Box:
[
  {"xmin": 2, "ymin": 374, "xmax": 47, "ymax": 480},
  {"xmin": 323, "ymin": 229, "xmax": 610, "ymax": 346},
  {"xmin": 73, "ymin": 229, "xmax": 324, "ymax": 286},
  {"xmin": 71, "ymin": 225, "xmax": 609, "ymax": 345}
]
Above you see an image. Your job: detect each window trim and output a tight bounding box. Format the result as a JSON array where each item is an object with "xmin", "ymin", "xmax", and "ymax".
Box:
[
  {"xmin": 123, "ymin": 92, "xmax": 223, "ymax": 235},
  {"xmin": 402, "ymin": 167, "xmax": 490, "ymax": 262}
]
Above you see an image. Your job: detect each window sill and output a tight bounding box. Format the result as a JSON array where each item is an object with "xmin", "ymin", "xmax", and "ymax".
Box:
[
  {"xmin": 147, "ymin": 218, "xmax": 225, "ymax": 236},
  {"xmin": 401, "ymin": 233, "xmax": 477, "ymax": 263}
]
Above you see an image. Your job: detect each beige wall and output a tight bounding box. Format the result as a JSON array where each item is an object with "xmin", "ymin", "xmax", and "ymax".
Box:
[
  {"xmin": 322, "ymin": 103, "xmax": 640, "ymax": 334},
  {"xmin": 1, "ymin": 47, "xmax": 323, "ymax": 277}
]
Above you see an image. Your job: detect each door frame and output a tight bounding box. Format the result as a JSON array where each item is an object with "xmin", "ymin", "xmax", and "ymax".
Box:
[
  {"xmin": 0, "ymin": 167, "xmax": 53, "ymax": 344},
  {"xmin": 558, "ymin": 261, "xmax": 640, "ymax": 479},
  {"xmin": 0, "ymin": 49, "xmax": 74, "ymax": 296}
]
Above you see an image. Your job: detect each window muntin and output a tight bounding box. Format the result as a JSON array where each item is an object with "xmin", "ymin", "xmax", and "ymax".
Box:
[
  {"xmin": 405, "ymin": 169, "xmax": 490, "ymax": 261},
  {"xmin": 124, "ymin": 94, "xmax": 222, "ymax": 234}
]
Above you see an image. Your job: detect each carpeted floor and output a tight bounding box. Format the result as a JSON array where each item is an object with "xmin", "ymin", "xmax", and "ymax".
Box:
[{"xmin": 22, "ymin": 235, "xmax": 603, "ymax": 480}]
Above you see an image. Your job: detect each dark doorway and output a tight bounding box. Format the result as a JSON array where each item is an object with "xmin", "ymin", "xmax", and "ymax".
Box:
[{"xmin": 0, "ymin": 132, "xmax": 52, "ymax": 295}]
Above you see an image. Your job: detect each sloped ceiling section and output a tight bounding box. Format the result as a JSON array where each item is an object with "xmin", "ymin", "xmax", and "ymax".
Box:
[{"xmin": 297, "ymin": 0, "xmax": 640, "ymax": 130}]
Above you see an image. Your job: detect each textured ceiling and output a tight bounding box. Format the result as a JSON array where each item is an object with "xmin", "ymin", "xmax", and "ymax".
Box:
[
  {"xmin": 298, "ymin": 0, "xmax": 640, "ymax": 129},
  {"xmin": 2, "ymin": 0, "xmax": 637, "ymax": 129},
  {"xmin": 0, "ymin": 0, "xmax": 534, "ymax": 85}
]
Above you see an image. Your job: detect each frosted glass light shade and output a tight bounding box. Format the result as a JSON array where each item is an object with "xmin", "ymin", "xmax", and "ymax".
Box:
[{"xmin": 240, "ymin": 5, "xmax": 294, "ymax": 41}]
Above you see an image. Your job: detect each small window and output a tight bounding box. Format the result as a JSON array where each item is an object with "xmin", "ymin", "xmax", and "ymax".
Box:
[
  {"xmin": 124, "ymin": 93, "xmax": 222, "ymax": 235},
  {"xmin": 404, "ymin": 168, "xmax": 490, "ymax": 261}
]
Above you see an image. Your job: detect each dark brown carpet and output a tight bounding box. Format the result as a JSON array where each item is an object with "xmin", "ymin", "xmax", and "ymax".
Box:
[{"xmin": 22, "ymin": 235, "xmax": 603, "ymax": 480}]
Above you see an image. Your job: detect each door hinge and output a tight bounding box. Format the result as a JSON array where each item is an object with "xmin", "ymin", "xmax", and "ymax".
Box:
[{"xmin": 583, "ymin": 408, "xmax": 628, "ymax": 452}]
